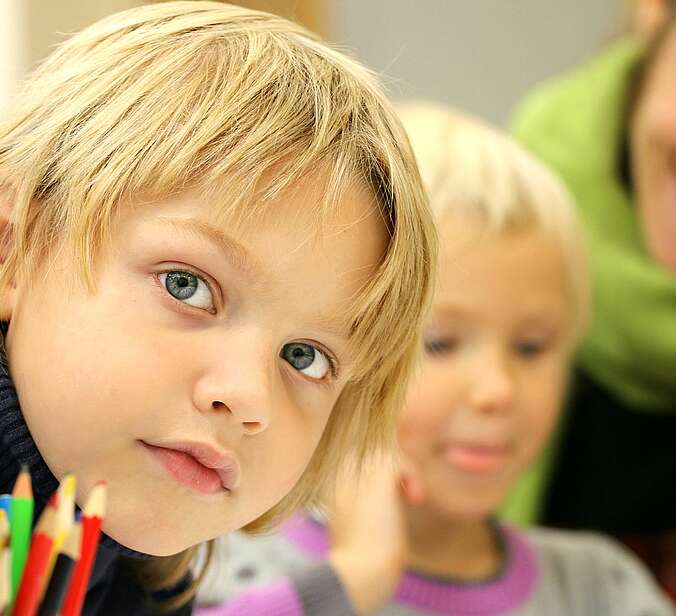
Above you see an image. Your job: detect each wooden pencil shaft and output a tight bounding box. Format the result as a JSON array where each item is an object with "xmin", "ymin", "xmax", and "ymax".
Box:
[{"xmin": 35, "ymin": 554, "xmax": 75, "ymax": 616}]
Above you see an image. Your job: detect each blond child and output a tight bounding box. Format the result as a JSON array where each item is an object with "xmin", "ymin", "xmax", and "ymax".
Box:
[
  {"xmin": 0, "ymin": 3, "xmax": 436, "ymax": 614},
  {"xmin": 196, "ymin": 104, "xmax": 674, "ymax": 615}
]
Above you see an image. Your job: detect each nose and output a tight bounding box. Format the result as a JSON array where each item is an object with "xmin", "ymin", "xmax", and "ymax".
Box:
[
  {"xmin": 191, "ymin": 330, "xmax": 273, "ymax": 436},
  {"xmin": 468, "ymin": 348, "xmax": 516, "ymax": 415}
]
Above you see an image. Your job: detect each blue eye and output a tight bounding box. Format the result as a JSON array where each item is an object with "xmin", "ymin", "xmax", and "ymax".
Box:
[
  {"xmin": 280, "ymin": 342, "xmax": 331, "ymax": 379},
  {"xmin": 160, "ymin": 271, "xmax": 213, "ymax": 310}
]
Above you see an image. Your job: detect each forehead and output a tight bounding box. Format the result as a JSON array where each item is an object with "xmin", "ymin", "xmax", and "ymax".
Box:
[
  {"xmin": 433, "ymin": 221, "xmax": 570, "ymax": 323},
  {"xmin": 114, "ymin": 173, "xmax": 387, "ymax": 334}
]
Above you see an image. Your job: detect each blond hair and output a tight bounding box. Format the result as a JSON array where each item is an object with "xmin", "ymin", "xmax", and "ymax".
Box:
[
  {"xmin": 398, "ymin": 102, "xmax": 588, "ymax": 338},
  {"xmin": 0, "ymin": 2, "xmax": 436, "ymax": 607}
]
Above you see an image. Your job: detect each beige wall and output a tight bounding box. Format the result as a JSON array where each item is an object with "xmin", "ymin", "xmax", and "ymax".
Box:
[
  {"xmin": 24, "ymin": 0, "xmax": 325, "ymax": 73},
  {"xmin": 1, "ymin": 0, "xmax": 325, "ymax": 117},
  {"xmin": 2, "ymin": 0, "xmax": 623, "ymax": 126},
  {"xmin": 25, "ymin": 0, "xmax": 141, "ymax": 70},
  {"xmin": 333, "ymin": 0, "xmax": 624, "ymax": 126},
  {"xmin": 0, "ymin": 1, "xmax": 28, "ymax": 116}
]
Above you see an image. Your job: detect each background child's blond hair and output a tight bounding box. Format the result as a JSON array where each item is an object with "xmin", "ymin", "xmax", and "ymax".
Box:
[{"xmin": 398, "ymin": 102, "xmax": 588, "ymax": 339}]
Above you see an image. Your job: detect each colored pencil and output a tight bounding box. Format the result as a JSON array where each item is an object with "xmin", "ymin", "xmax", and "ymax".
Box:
[
  {"xmin": 0, "ymin": 544, "xmax": 10, "ymax": 615},
  {"xmin": 0, "ymin": 510, "xmax": 8, "ymax": 546},
  {"xmin": 0, "ymin": 494, "xmax": 10, "ymax": 523},
  {"xmin": 10, "ymin": 466, "xmax": 33, "ymax": 602},
  {"xmin": 59, "ymin": 482, "xmax": 106, "ymax": 616},
  {"xmin": 36, "ymin": 519, "xmax": 81, "ymax": 616},
  {"xmin": 42, "ymin": 475, "xmax": 76, "ymax": 592},
  {"xmin": 11, "ymin": 502, "xmax": 58, "ymax": 616},
  {"xmin": 0, "ymin": 509, "xmax": 9, "ymax": 611}
]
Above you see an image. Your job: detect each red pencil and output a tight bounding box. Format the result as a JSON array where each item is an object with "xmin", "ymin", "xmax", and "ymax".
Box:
[
  {"xmin": 11, "ymin": 502, "xmax": 58, "ymax": 616},
  {"xmin": 59, "ymin": 482, "xmax": 106, "ymax": 616}
]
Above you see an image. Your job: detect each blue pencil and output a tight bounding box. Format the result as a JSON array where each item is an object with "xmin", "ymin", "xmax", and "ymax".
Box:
[{"xmin": 0, "ymin": 494, "xmax": 10, "ymax": 523}]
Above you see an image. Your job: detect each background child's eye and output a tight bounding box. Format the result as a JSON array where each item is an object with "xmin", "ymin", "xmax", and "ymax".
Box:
[
  {"xmin": 424, "ymin": 337, "xmax": 459, "ymax": 357},
  {"xmin": 280, "ymin": 342, "xmax": 330, "ymax": 379},
  {"xmin": 515, "ymin": 339, "xmax": 546, "ymax": 358},
  {"xmin": 159, "ymin": 271, "xmax": 213, "ymax": 310}
]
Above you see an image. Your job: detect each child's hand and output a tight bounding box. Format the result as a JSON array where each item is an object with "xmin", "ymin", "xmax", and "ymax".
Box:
[{"xmin": 328, "ymin": 451, "xmax": 407, "ymax": 615}]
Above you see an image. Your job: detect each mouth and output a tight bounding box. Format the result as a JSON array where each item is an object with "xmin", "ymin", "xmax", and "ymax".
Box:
[
  {"xmin": 440, "ymin": 441, "xmax": 511, "ymax": 476},
  {"xmin": 140, "ymin": 440, "xmax": 240, "ymax": 495}
]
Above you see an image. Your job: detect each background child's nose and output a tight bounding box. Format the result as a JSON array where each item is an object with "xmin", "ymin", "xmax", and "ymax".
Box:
[{"xmin": 469, "ymin": 351, "xmax": 516, "ymax": 414}]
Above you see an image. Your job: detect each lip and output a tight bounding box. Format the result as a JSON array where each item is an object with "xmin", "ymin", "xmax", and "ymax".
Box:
[
  {"xmin": 140, "ymin": 440, "xmax": 240, "ymax": 495},
  {"xmin": 440, "ymin": 441, "xmax": 511, "ymax": 475}
]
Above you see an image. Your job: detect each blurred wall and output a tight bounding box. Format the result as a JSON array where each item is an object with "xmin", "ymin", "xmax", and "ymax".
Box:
[
  {"xmin": 1, "ymin": 1, "xmax": 625, "ymax": 126},
  {"xmin": 333, "ymin": 0, "xmax": 623, "ymax": 125},
  {"xmin": 0, "ymin": 1, "xmax": 28, "ymax": 116},
  {"xmin": 25, "ymin": 0, "xmax": 142, "ymax": 70}
]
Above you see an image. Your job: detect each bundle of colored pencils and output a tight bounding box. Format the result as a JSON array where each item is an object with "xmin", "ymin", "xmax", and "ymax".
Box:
[{"xmin": 0, "ymin": 467, "xmax": 107, "ymax": 616}]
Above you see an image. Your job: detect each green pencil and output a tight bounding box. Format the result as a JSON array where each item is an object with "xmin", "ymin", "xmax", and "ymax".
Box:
[{"xmin": 10, "ymin": 464, "xmax": 34, "ymax": 601}]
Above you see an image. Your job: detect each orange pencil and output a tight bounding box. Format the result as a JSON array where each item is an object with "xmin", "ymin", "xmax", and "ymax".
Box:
[
  {"xmin": 12, "ymin": 502, "xmax": 58, "ymax": 616},
  {"xmin": 59, "ymin": 482, "xmax": 106, "ymax": 616}
]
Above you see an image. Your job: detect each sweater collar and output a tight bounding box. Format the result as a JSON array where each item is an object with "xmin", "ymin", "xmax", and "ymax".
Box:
[{"xmin": 283, "ymin": 515, "xmax": 538, "ymax": 616}]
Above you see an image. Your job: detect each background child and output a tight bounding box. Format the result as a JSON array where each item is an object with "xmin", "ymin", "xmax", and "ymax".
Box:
[
  {"xmin": 0, "ymin": 2, "xmax": 436, "ymax": 613},
  {"xmin": 196, "ymin": 103, "xmax": 674, "ymax": 616}
]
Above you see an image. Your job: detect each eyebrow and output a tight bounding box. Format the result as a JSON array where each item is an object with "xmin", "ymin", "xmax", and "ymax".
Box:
[
  {"xmin": 307, "ymin": 313, "xmax": 353, "ymax": 342},
  {"xmin": 431, "ymin": 303, "xmax": 566, "ymax": 325},
  {"xmin": 157, "ymin": 217, "xmax": 261, "ymax": 280}
]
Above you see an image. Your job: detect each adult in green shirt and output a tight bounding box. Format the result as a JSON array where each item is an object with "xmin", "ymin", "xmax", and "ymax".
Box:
[{"xmin": 508, "ymin": 0, "xmax": 676, "ymax": 599}]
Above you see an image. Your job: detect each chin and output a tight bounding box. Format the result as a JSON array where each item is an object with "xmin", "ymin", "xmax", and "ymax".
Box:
[
  {"xmin": 431, "ymin": 486, "xmax": 507, "ymax": 521},
  {"xmin": 101, "ymin": 510, "xmax": 203, "ymax": 557},
  {"xmin": 440, "ymin": 501, "xmax": 500, "ymax": 522}
]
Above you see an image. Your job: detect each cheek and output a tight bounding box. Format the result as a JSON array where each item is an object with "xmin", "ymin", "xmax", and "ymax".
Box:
[
  {"xmin": 9, "ymin": 274, "xmax": 180, "ymax": 472},
  {"xmin": 399, "ymin": 389, "xmax": 444, "ymax": 459},
  {"xmin": 636, "ymin": 89, "xmax": 676, "ymax": 150},
  {"xmin": 250, "ymin": 385, "xmax": 337, "ymax": 478},
  {"xmin": 519, "ymin": 364, "xmax": 567, "ymax": 453}
]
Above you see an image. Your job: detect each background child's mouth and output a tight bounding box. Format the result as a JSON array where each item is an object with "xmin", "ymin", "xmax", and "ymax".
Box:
[{"xmin": 441, "ymin": 442, "xmax": 510, "ymax": 475}]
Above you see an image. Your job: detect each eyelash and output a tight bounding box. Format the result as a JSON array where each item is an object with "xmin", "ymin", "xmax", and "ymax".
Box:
[
  {"xmin": 155, "ymin": 267, "xmax": 340, "ymax": 383},
  {"xmin": 311, "ymin": 346, "xmax": 340, "ymax": 381}
]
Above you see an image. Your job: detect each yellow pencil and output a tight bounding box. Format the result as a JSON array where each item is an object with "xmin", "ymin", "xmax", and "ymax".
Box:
[
  {"xmin": 42, "ymin": 474, "xmax": 76, "ymax": 592},
  {"xmin": 0, "ymin": 509, "xmax": 8, "ymax": 547}
]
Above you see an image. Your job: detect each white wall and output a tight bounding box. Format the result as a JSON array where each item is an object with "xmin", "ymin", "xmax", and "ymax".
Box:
[
  {"xmin": 333, "ymin": 0, "xmax": 624, "ymax": 125},
  {"xmin": 0, "ymin": 1, "xmax": 28, "ymax": 117}
]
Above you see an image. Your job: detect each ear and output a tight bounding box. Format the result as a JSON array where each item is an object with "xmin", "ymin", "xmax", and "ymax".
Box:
[
  {"xmin": 399, "ymin": 457, "xmax": 427, "ymax": 505},
  {"xmin": 0, "ymin": 190, "xmax": 17, "ymax": 322}
]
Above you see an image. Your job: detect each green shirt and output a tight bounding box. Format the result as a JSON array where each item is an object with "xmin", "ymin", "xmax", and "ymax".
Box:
[
  {"xmin": 512, "ymin": 38, "xmax": 676, "ymax": 412},
  {"xmin": 502, "ymin": 39, "xmax": 676, "ymax": 525}
]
